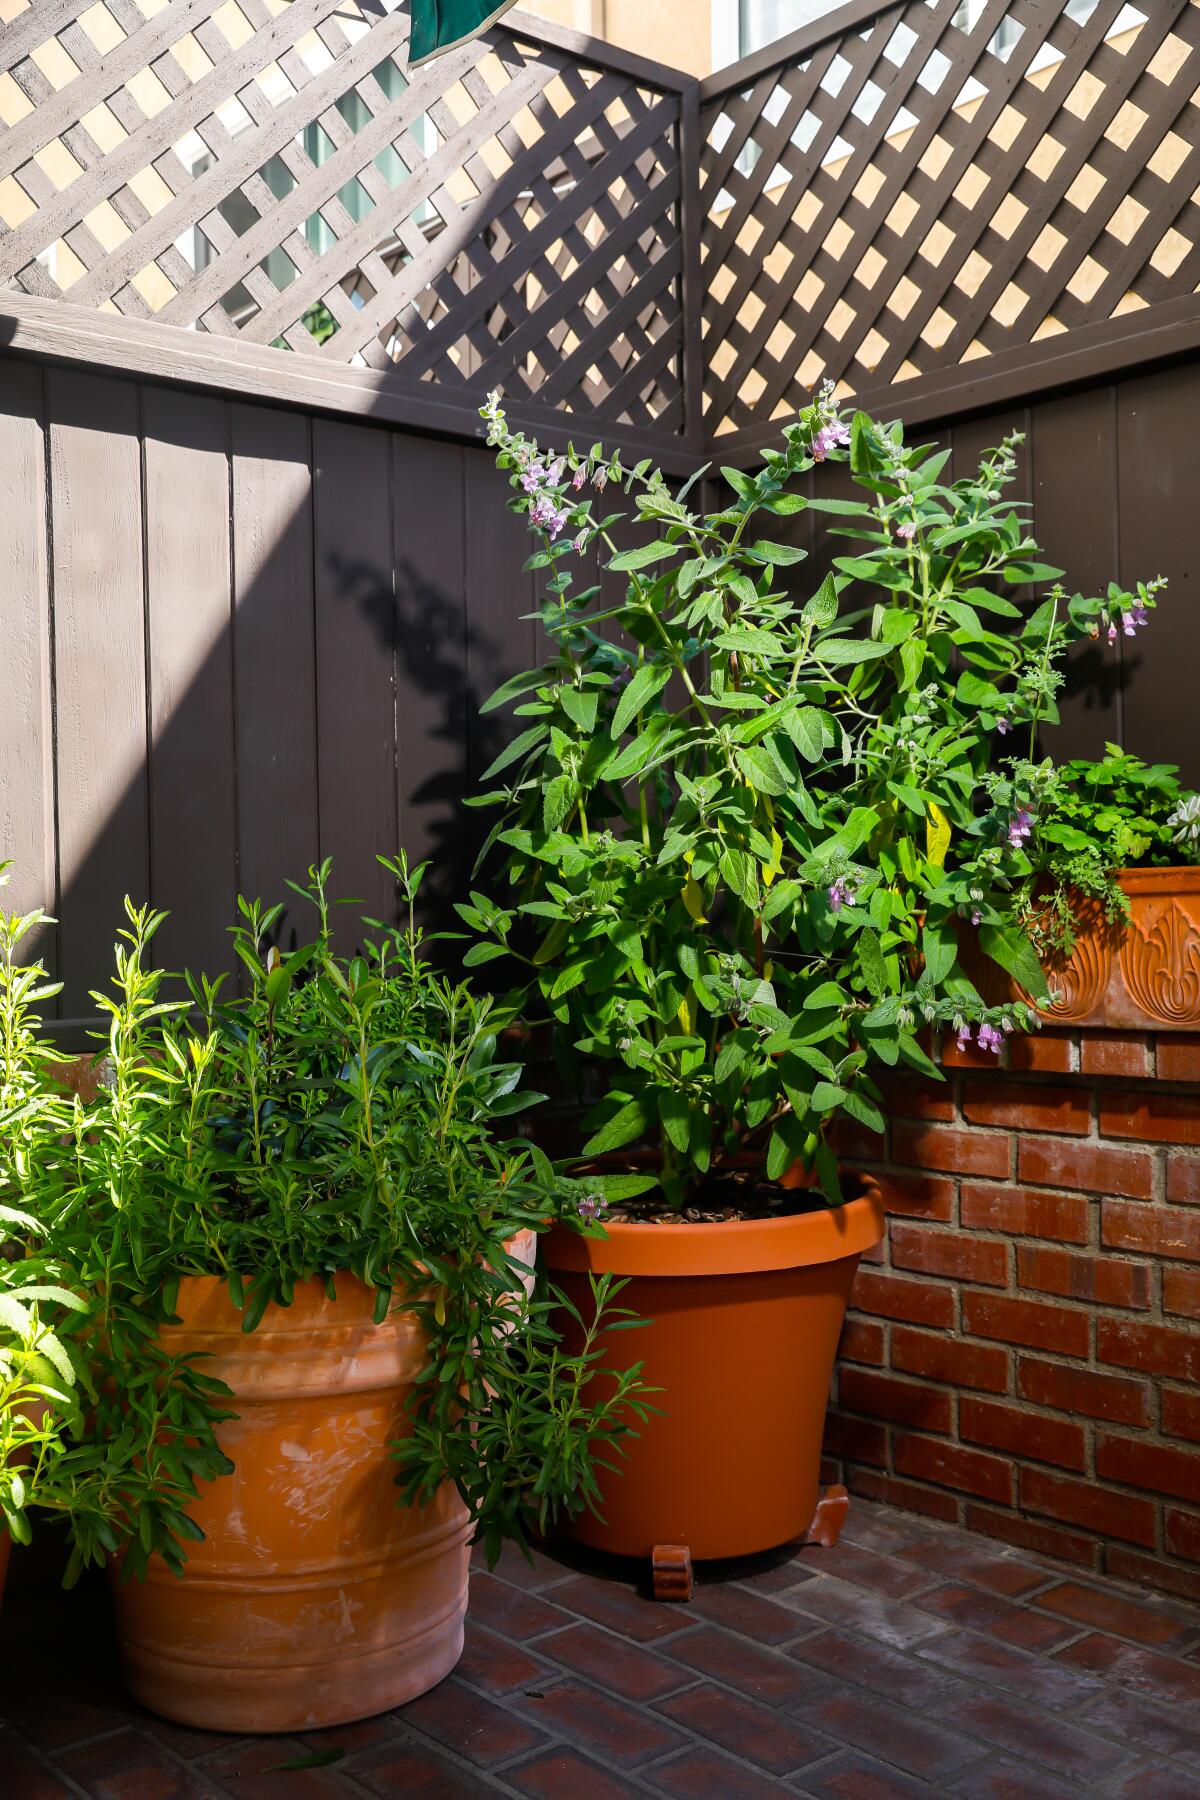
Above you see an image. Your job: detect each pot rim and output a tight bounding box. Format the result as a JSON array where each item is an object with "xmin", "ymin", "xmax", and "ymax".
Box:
[
  {"xmin": 1118, "ymin": 865, "xmax": 1200, "ymax": 896},
  {"xmin": 546, "ymin": 1172, "xmax": 884, "ymax": 1277}
]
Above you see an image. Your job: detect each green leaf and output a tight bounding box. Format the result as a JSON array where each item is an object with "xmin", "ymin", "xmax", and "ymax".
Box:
[
  {"xmin": 782, "ymin": 706, "xmax": 825, "ymax": 762},
  {"xmin": 814, "ymin": 638, "xmax": 893, "ymax": 665},
  {"xmin": 658, "ymin": 1090, "xmax": 690, "ymax": 1154},
  {"xmin": 956, "ymin": 671, "xmax": 1001, "ymax": 708},
  {"xmin": 922, "ymin": 923, "xmax": 957, "ymax": 986},
  {"xmin": 801, "ymin": 574, "xmax": 838, "ymax": 629},
  {"xmin": 1003, "ymin": 560, "xmax": 1064, "ymax": 583},
  {"xmin": 480, "ymin": 669, "xmax": 546, "ymax": 714},
  {"xmin": 612, "ymin": 664, "xmax": 671, "ymax": 739},
  {"xmin": 744, "ymin": 539, "xmax": 807, "ymax": 565},
  {"xmin": 716, "ymin": 628, "xmax": 780, "ymax": 657},
  {"xmin": 543, "ymin": 775, "xmax": 575, "ymax": 833},
  {"xmin": 858, "ymin": 929, "xmax": 887, "ymax": 999},
  {"xmin": 608, "ymin": 540, "xmax": 680, "ymax": 572},
  {"xmin": 481, "ymin": 724, "xmax": 547, "ymax": 781},
  {"xmin": 804, "ymin": 981, "xmax": 845, "ymax": 1010},
  {"xmin": 735, "ymin": 746, "xmax": 788, "ymax": 796},
  {"xmin": 764, "ymin": 492, "xmax": 808, "ymax": 515},
  {"xmin": 559, "ymin": 687, "xmax": 598, "ymax": 733},
  {"xmin": 583, "ymin": 1097, "xmax": 650, "ymax": 1156},
  {"xmin": 980, "ymin": 923, "xmax": 1050, "ymax": 1002}
]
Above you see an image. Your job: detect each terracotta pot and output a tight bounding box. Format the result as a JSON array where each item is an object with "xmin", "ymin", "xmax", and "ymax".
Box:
[
  {"xmin": 544, "ymin": 1175, "xmax": 884, "ymax": 1561},
  {"xmin": 962, "ymin": 867, "xmax": 1200, "ymax": 1031},
  {"xmin": 112, "ymin": 1230, "xmax": 536, "ymax": 1734}
]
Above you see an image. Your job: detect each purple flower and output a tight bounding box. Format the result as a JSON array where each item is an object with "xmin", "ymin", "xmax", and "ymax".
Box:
[
  {"xmin": 594, "ymin": 468, "xmax": 608, "ymax": 492},
  {"xmin": 895, "ymin": 520, "xmax": 916, "ymax": 541},
  {"xmin": 574, "ymin": 531, "xmax": 588, "ymax": 554},
  {"xmin": 1107, "ymin": 621, "xmax": 1119, "ymax": 645},
  {"xmin": 1007, "ymin": 808, "xmax": 1034, "ymax": 849},
  {"xmin": 996, "ymin": 718, "xmax": 1010, "ymax": 736},
  {"xmin": 956, "ymin": 1023, "xmax": 973, "ymax": 1053},
  {"xmin": 545, "ymin": 458, "xmax": 564, "ymax": 485},
  {"xmin": 572, "ymin": 466, "xmax": 587, "ymax": 490},
  {"xmin": 977, "ymin": 1022, "xmax": 1003, "ymax": 1055},
  {"xmin": 577, "ymin": 1192, "xmax": 608, "ymax": 1223},
  {"xmin": 811, "ymin": 421, "xmax": 849, "ymax": 462},
  {"xmin": 971, "ymin": 908, "xmax": 982, "ymax": 926},
  {"xmin": 827, "ymin": 876, "xmax": 856, "ymax": 912}
]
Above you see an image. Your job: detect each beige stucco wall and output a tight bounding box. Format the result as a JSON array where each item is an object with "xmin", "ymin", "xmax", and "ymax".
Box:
[{"xmin": 527, "ymin": 0, "xmax": 717, "ymax": 76}]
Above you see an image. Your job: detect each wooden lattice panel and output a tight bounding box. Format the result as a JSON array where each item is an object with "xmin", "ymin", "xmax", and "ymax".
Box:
[
  {"xmin": 0, "ymin": 1, "xmax": 684, "ymax": 431},
  {"xmin": 699, "ymin": 0, "xmax": 1200, "ymax": 438}
]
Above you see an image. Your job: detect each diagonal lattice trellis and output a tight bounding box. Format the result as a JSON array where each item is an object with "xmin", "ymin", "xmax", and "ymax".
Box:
[
  {"xmin": 0, "ymin": 0, "xmax": 684, "ymax": 433},
  {"xmin": 699, "ymin": 0, "xmax": 1200, "ymax": 439}
]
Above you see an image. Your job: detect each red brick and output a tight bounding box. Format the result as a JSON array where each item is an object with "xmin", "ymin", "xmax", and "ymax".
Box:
[
  {"xmin": 959, "ymin": 1397, "xmax": 1086, "ymax": 1471},
  {"xmin": 892, "ymin": 1121, "xmax": 1011, "ymax": 1177},
  {"xmin": 1165, "ymin": 1508, "xmax": 1200, "ymax": 1564},
  {"xmin": 1018, "ymin": 1137, "xmax": 1154, "ymax": 1198},
  {"xmin": 1020, "ymin": 1467, "xmax": 1157, "ymax": 1547},
  {"xmin": 890, "ymin": 1223, "xmax": 1008, "ymax": 1287},
  {"xmin": 1096, "ymin": 1434, "xmax": 1200, "ymax": 1505},
  {"xmin": 1167, "ymin": 1155, "xmax": 1200, "ymax": 1204},
  {"xmin": 877, "ymin": 1074, "xmax": 957, "ymax": 1122},
  {"xmin": 1080, "ymin": 1033, "xmax": 1151, "ymax": 1078},
  {"xmin": 894, "ymin": 1433, "xmax": 1013, "ymax": 1505},
  {"xmin": 823, "ymin": 1411, "xmax": 888, "ymax": 1467},
  {"xmin": 960, "ymin": 1181, "xmax": 1089, "ymax": 1243},
  {"xmin": 962, "ymin": 1080, "xmax": 1090, "ymax": 1135},
  {"xmin": 1157, "ymin": 1034, "xmax": 1200, "ymax": 1083},
  {"xmin": 1106, "ymin": 1545, "xmax": 1200, "ymax": 1604},
  {"xmin": 850, "ymin": 1270, "xmax": 956, "ymax": 1329},
  {"xmin": 1164, "ymin": 1266, "xmax": 1200, "ymax": 1318},
  {"xmin": 1032, "ymin": 1581, "xmax": 1193, "ymax": 1648},
  {"xmin": 1163, "ymin": 1388, "xmax": 1200, "ymax": 1444},
  {"xmin": 839, "ymin": 1317, "xmax": 885, "ymax": 1365},
  {"xmin": 846, "ymin": 1465, "xmax": 961, "ymax": 1524},
  {"xmin": 1016, "ymin": 1245, "xmax": 1150, "ymax": 1310},
  {"xmin": 1097, "ymin": 1317, "xmax": 1200, "ymax": 1383},
  {"xmin": 1006, "ymin": 1029, "xmax": 1075, "ymax": 1073},
  {"xmin": 1100, "ymin": 1092, "xmax": 1200, "ymax": 1146},
  {"xmin": 963, "ymin": 1503, "xmax": 1098, "ymax": 1570},
  {"xmin": 1103, "ymin": 1200, "xmax": 1200, "ymax": 1263},
  {"xmin": 839, "ymin": 1369, "xmax": 953, "ymax": 1435},
  {"xmin": 1017, "ymin": 1357, "xmax": 1151, "ymax": 1428},
  {"xmin": 873, "ymin": 1171, "xmax": 955, "ymax": 1221},
  {"xmin": 891, "ymin": 1326, "xmax": 1009, "ymax": 1394},
  {"xmin": 963, "ymin": 1292, "xmax": 1089, "ymax": 1358}
]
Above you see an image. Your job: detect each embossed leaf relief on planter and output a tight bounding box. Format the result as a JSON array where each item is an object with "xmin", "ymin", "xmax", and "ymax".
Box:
[
  {"xmin": 1119, "ymin": 901, "xmax": 1200, "ymax": 1026},
  {"xmin": 1028, "ymin": 872, "xmax": 1200, "ymax": 1033}
]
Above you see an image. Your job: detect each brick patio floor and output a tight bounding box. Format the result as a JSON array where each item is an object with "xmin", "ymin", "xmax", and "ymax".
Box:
[{"xmin": 3, "ymin": 1499, "xmax": 1200, "ymax": 1797}]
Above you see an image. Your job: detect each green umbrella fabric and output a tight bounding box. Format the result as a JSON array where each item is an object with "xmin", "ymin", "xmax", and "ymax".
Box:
[{"xmin": 409, "ymin": 0, "xmax": 520, "ymax": 68}]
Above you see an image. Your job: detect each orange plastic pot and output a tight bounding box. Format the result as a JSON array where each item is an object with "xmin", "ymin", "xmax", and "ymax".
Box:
[
  {"xmin": 545, "ymin": 1175, "xmax": 884, "ymax": 1561},
  {"xmin": 112, "ymin": 1236, "xmax": 534, "ymax": 1733}
]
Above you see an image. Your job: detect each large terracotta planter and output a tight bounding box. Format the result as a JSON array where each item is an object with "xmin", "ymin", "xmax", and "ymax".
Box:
[
  {"xmin": 965, "ymin": 868, "xmax": 1200, "ymax": 1030},
  {"xmin": 111, "ymin": 1251, "xmax": 529, "ymax": 1734},
  {"xmin": 544, "ymin": 1175, "xmax": 884, "ymax": 1562}
]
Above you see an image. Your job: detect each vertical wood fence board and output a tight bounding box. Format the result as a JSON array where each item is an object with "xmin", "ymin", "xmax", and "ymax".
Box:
[
  {"xmin": 229, "ymin": 402, "xmax": 319, "ymax": 933},
  {"xmin": 46, "ymin": 368, "xmax": 148, "ymax": 1018},
  {"xmin": 141, "ymin": 384, "xmax": 237, "ymax": 975},
  {"xmin": 1115, "ymin": 361, "xmax": 1198, "ymax": 769},
  {"xmin": 0, "ymin": 358, "xmax": 56, "ymax": 989},
  {"xmin": 312, "ymin": 415, "xmax": 398, "ymax": 934},
  {"xmin": 391, "ymin": 433, "xmax": 468, "ymax": 903},
  {"xmin": 463, "ymin": 447, "xmax": 537, "ymax": 789},
  {"xmin": 1029, "ymin": 382, "xmax": 1124, "ymax": 761}
]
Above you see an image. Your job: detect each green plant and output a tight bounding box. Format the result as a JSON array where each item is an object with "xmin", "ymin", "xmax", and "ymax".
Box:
[
  {"xmin": 984, "ymin": 745, "xmax": 1200, "ymax": 957},
  {"xmin": 463, "ymin": 390, "xmax": 1166, "ymax": 1206},
  {"xmin": 0, "ymin": 858, "xmax": 649, "ymax": 1573},
  {"xmin": 0, "ymin": 1226, "xmax": 86, "ymax": 1550}
]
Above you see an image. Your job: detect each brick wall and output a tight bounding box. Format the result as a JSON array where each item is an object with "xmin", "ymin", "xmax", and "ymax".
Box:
[{"xmin": 825, "ymin": 1028, "xmax": 1200, "ymax": 1603}]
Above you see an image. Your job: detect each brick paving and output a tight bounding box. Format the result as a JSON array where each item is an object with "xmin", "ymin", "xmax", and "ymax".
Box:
[{"xmin": 3, "ymin": 1499, "xmax": 1200, "ymax": 1796}]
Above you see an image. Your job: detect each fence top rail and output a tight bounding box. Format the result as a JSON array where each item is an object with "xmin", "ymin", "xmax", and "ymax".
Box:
[{"xmin": 698, "ymin": 0, "xmax": 902, "ymax": 101}]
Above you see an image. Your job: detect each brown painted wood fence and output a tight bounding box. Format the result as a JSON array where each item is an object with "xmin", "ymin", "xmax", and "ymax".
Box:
[{"xmin": 1, "ymin": 1, "xmax": 1199, "ymax": 1013}]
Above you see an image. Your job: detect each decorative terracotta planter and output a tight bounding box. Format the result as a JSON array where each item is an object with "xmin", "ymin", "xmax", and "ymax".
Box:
[
  {"xmin": 111, "ymin": 1240, "xmax": 533, "ymax": 1734},
  {"xmin": 967, "ymin": 868, "xmax": 1200, "ymax": 1030},
  {"xmin": 544, "ymin": 1175, "xmax": 884, "ymax": 1564}
]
